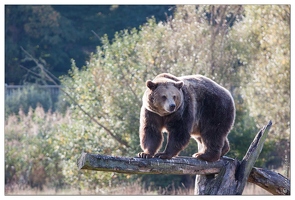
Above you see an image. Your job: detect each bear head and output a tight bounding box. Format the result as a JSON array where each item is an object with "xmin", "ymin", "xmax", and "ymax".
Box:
[{"xmin": 144, "ymin": 79, "xmax": 184, "ymax": 116}]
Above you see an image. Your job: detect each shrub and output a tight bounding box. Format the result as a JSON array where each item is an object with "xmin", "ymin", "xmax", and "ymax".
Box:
[{"xmin": 5, "ymin": 106, "xmax": 68, "ymax": 191}]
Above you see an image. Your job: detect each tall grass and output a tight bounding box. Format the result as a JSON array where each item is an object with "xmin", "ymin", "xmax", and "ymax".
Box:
[
  {"xmin": 5, "ymin": 181, "xmax": 270, "ymax": 195},
  {"xmin": 5, "ymin": 106, "xmax": 72, "ymax": 192}
]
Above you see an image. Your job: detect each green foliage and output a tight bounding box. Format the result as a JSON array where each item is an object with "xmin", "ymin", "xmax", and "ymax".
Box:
[
  {"xmin": 239, "ymin": 6, "xmax": 290, "ymax": 140},
  {"xmin": 52, "ymin": 109, "xmax": 128, "ymax": 190},
  {"xmin": 236, "ymin": 5, "xmax": 290, "ymax": 167},
  {"xmin": 54, "ymin": 92, "xmax": 71, "ymax": 115},
  {"xmin": 5, "ymin": 84, "xmax": 53, "ymax": 117},
  {"xmin": 227, "ymin": 108, "xmax": 257, "ymax": 160}
]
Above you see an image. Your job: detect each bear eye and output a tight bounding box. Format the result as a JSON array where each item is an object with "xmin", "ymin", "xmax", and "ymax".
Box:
[
  {"xmin": 162, "ymin": 95, "xmax": 167, "ymax": 100},
  {"xmin": 173, "ymin": 95, "xmax": 176, "ymax": 100}
]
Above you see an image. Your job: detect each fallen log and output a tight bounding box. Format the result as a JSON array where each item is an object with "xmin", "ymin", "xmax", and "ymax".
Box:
[{"xmin": 77, "ymin": 121, "xmax": 290, "ymax": 195}]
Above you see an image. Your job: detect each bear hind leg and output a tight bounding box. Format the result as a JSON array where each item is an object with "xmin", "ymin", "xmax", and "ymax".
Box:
[
  {"xmin": 192, "ymin": 135, "xmax": 224, "ymax": 162},
  {"xmin": 193, "ymin": 149, "xmax": 221, "ymax": 162}
]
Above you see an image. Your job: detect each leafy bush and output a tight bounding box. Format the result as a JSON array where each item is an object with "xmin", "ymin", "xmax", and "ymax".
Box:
[{"xmin": 54, "ymin": 91, "xmax": 71, "ymax": 114}]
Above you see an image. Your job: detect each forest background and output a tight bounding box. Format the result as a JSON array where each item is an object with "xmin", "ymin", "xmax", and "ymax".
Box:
[{"xmin": 4, "ymin": 5, "xmax": 290, "ymax": 195}]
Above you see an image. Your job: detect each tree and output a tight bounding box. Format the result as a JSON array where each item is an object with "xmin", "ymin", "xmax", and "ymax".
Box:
[
  {"xmin": 5, "ymin": 5, "xmax": 79, "ymax": 83},
  {"xmin": 237, "ymin": 5, "xmax": 290, "ymax": 168},
  {"xmin": 5, "ymin": 5, "xmax": 174, "ymax": 84}
]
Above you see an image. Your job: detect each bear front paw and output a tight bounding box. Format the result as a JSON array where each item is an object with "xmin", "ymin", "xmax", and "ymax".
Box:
[
  {"xmin": 138, "ymin": 152, "xmax": 153, "ymax": 159},
  {"xmin": 154, "ymin": 152, "xmax": 173, "ymax": 159}
]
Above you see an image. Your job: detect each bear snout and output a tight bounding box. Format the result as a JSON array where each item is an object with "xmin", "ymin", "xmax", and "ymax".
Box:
[{"xmin": 169, "ymin": 103, "xmax": 176, "ymax": 112}]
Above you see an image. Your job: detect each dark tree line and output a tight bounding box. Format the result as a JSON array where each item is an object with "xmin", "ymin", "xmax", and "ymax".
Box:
[{"xmin": 5, "ymin": 5, "xmax": 175, "ymax": 84}]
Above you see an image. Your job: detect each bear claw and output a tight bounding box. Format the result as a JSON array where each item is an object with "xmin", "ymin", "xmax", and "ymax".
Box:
[{"xmin": 138, "ymin": 152, "xmax": 153, "ymax": 159}]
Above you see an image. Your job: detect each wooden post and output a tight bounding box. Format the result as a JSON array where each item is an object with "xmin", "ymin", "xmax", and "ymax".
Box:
[
  {"xmin": 194, "ymin": 120, "xmax": 273, "ymax": 195},
  {"xmin": 77, "ymin": 121, "xmax": 290, "ymax": 195},
  {"xmin": 195, "ymin": 158, "xmax": 240, "ymax": 195}
]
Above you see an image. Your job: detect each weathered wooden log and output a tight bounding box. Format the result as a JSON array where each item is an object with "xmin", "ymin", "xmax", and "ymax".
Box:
[
  {"xmin": 77, "ymin": 121, "xmax": 290, "ymax": 195},
  {"xmin": 248, "ymin": 167, "xmax": 290, "ymax": 195},
  {"xmin": 194, "ymin": 158, "xmax": 240, "ymax": 195},
  {"xmin": 77, "ymin": 155, "xmax": 289, "ymax": 195},
  {"xmin": 77, "ymin": 153, "xmax": 234, "ymax": 175},
  {"xmin": 236, "ymin": 120, "xmax": 272, "ymax": 194},
  {"xmin": 195, "ymin": 120, "xmax": 273, "ymax": 195}
]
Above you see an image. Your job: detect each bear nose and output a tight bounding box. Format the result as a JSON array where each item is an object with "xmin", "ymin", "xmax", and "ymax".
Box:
[{"xmin": 169, "ymin": 104, "xmax": 176, "ymax": 111}]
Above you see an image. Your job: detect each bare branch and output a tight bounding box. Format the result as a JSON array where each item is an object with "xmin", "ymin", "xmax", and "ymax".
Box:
[{"xmin": 91, "ymin": 30, "xmax": 101, "ymax": 41}]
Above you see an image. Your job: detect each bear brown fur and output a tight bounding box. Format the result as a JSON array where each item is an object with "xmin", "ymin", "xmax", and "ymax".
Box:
[{"xmin": 138, "ymin": 73, "xmax": 235, "ymax": 162}]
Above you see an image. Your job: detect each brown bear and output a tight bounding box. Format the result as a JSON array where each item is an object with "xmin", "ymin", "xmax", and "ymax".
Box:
[{"xmin": 138, "ymin": 73, "xmax": 235, "ymax": 162}]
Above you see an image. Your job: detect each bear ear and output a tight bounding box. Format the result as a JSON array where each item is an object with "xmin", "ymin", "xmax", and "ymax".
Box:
[
  {"xmin": 174, "ymin": 81, "xmax": 184, "ymax": 90},
  {"xmin": 146, "ymin": 80, "xmax": 158, "ymax": 90}
]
